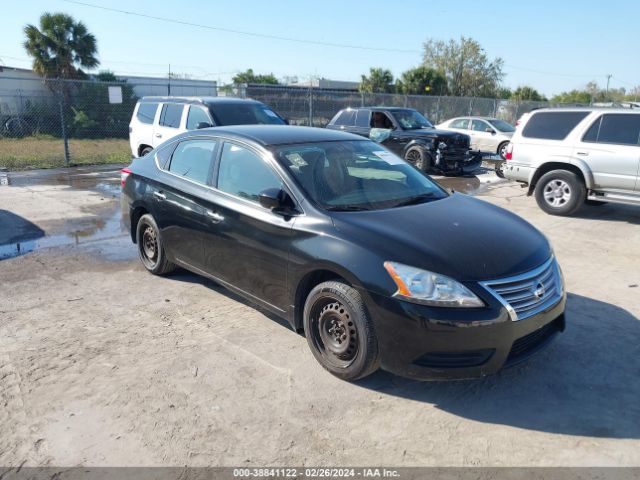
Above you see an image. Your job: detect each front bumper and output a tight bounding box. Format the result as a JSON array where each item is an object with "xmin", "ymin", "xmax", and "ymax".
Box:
[
  {"xmin": 436, "ymin": 150, "xmax": 482, "ymax": 175},
  {"xmin": 363, "ymin": 287, "xmax": 566, "ymax": 380}
]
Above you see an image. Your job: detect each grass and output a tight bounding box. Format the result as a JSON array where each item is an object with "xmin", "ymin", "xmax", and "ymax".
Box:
[{"xmin": 0, "ymin": 136, "xmax": 131, "ymax": 170}]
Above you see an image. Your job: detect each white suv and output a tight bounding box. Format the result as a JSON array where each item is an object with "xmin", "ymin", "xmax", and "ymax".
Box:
[
  {"xmin": 129, "ymin": 96, "xmax": 286, "ymax": 158},
  {"xmin": 504, "ymin": 108, "xmax": 640, "ymax": 215}
]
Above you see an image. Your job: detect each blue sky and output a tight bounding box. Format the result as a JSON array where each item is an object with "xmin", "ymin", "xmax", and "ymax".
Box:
[{"xmin": 2, "ymin": 0, "xmax": 639, "ymax": 96}]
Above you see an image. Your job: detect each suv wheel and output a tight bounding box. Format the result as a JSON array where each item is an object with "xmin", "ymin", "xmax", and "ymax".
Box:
[
  {"xmin": 404, "ymin": 147, "xmax": 431, "ymax": 172},
  {"xmin": 140, "ymin": 146, "xmax": 153, "ymax": 157},
  {"xmin": 303, "ymin": 281, "xmax": 379, "ymax": 381},
  {"xmin": 535, "ymin": 170, "xmax": 585, "ymax": 216}
]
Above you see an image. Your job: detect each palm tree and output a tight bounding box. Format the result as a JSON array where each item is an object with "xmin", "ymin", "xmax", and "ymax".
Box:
[{"xmin": 23, "ymin": 12, "xmax": 99, "ymax": 79}]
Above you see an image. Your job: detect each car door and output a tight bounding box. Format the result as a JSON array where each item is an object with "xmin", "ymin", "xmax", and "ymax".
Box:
[
  {"xmin": 446, "ymin": 118, "xmax": 470, "ymax": 133},
  {"xmin": 573, "ymin": 113, "xmax": 640, "ymax": 192},
  {"xmin": 470, "ymin": 119, "xmax": 494, "ymax": 151},
  {"xmin": 153, "ymin": 103, "xmax": 186, "ymax": 147},
  {"xmin": 153, "ymin": 138, "xmax": 219, "ymax": 269},
  {"xmin": 201, "ymin": 141, "xmax": 294, "ymax": 311},
  {"xmin": 186, "ymin": 105, "xmax": 214, "ymax": 130},
  {"xmin": 370, "ymin": 110, "xmax": 406, "ymax": 156}
]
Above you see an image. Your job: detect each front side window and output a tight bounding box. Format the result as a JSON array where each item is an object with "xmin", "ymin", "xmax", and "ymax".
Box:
[
  {"xmin": 160, "ymin": 104, "xmax": 184, "ymax": 129},
  {"xmin": 136, "ymin": 102, "xmax": 158, "ymax": 124},
  {"xmin": 449, "ymin": 118, "xmax": 469, "ymax": 129},
  {"xmin": 392, "ymin": 110, "xmax": 433, "ymax": 130},
  {"xmin": 522, "ymin": 111, "xmax": 590, "ymax": 140},
  {"xmin": 186, "ymin": 106, "xmax": 212, "ymax": 130},
  {"xmin": 583, "ymin": 114, "xmax": 640, "ymax": 146},
  {"xmin": 209, "ymin": 103, "xmax": 285, "ymax": 126},
  {"xmin": 472, "ymin": 120, "xmax": 491, "ymax": 132},
  {"xmin": 167, "ymin": 139, "xmax": 217, "ymax": 184},
  {"xmin": 332, "ymin": 110, "xmax": 356, "ymax": 126},
  {"xmin": 217, "ymin": 143, "xmax": 282, "ymax": 203},
  {"xmin": 274, "ymin": 140, "xmax": 447, "ymax": 211},
  {"xmin": 488, "ymin": 119, "xmax": 515, "ymax": 132}
]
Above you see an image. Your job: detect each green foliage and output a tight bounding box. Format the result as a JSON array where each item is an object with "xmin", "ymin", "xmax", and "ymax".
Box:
[
  {"xmin": 551, "ymin": 90, "xmax": 592, "ymax": 104},
  {"xmin": 497, "ymin": 87, "xmax": 512, "ymax": 99},
  {"xmin": 397, "ymin": 66, "xmax": 447, "ymax": 95},
  {"xmin": 422, "ymin": 36, "xmax": 504, "ymax": 97},
  {"xmin": 23, "ymin": 12, "xmax": 99, "ymax": 79},
  {"xmin": 232, "ymin": 69, "xmax": 279, "ymax": 85},
  {"xmin": 359, "ymin": 68, "xmax": 395, "ymax": 94},
  {"xmin": 511, "ymin": 85, "xmax": 547, "ymax": 102}
]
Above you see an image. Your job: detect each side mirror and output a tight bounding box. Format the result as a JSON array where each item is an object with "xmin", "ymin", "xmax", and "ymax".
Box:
[
  {"xmin": 485, "ymin": 127, "xmax": 496, "ymax": 134},
  {"xmin": 196, "ymin": 122, "xmax": 213, "ymax": 129},
  {"xmin": 258, "ymin": 188, "xmax": 296, "ymax": 213}
]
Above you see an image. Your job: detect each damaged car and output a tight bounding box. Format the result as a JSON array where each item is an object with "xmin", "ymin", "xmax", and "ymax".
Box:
[{"xmin": 327, "ymin": 107, "xmax": 481, "ymax": 176}]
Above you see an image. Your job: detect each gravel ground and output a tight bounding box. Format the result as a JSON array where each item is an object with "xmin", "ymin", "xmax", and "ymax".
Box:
[{"xmin": 0, "ymin": 165, "xmax": 638, "ymax": 467}]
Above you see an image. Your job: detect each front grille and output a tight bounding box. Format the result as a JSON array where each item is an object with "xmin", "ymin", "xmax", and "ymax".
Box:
[
  {"xmin": 481, "ymin": 257, "xmax": 563, "ymax": 321},
  {"xmin": 413, "ymin": 349, "xmax": 494, "ymax": 369},
  {"xmin": 506, "ymin": 317, "xmax": 562, "ymax": 364}
]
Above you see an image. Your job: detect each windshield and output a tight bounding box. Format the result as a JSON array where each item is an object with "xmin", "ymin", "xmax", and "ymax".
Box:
[
  {"xmin": 488, "ymin": 119, "xmax": 515, "ymax": 132},
  {"xmin": 274, "ymin": 140, "xmax": 447, "ymax": 211},
  {"xmin": 209, "ymin": 103, "xmax": 286, "ymax": 126},
  {"xmin": 392, "ymin": 110, "xmax": 434, "ymax": 130}
]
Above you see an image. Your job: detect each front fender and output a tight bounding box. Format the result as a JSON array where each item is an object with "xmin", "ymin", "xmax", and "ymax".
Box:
[{"xmin": 403, "ymin": 138, "xmax": 435, "ymax": 156}]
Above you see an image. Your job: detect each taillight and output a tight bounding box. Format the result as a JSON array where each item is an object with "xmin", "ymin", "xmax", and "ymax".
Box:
[
  {"xmin": 120, "ymin": 167, "xmax": 132, "ymax": 188},
  {"xmin": 505, "ymin": 143, "xmax": 513, "ymax": 161}
]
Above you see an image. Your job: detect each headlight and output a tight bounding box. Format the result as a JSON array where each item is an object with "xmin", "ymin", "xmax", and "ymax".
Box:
[
  {"xmin": 438, "ymin": 141, "xmax": 447, "ymax": 150},
  {"xmin": 383, "ymin": 261, "xmax": 484, "ymax": 308}
]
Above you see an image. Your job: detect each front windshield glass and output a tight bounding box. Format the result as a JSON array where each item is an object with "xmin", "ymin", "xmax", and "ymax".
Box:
[
  {"xmin": 209, "ymin": 103, "xmax": 286, "ymax": 126},
  {"xmin": 274, "ymin": 140, "xmax": 447, "ymax": 211},
  {"xmin": 488, "ymin": 119, "xmax": 516, "ymax": 132},
  {"xmin": 392, "ymin": 110, "xmax": 434, "ymax": 130}
]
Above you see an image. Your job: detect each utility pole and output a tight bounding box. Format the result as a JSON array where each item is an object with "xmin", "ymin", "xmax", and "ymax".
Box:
[
  {"xmin": 605, "ymin": 74, "xmax": 612, "ymax": 102},
  {"xmin": 168, "ymin": 64, "xmax": 171, "ymax": 95}
]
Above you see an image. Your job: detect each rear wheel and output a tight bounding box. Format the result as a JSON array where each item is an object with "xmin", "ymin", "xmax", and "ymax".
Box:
[
  {"xmin": 535, "ymin": 170, "xmax": 585, "ymax": 216},
  {"xmin": 136, "ymin": 214, "xmax": 176, "ymax": 275},
  {"xmin": 303, "ymin": 281, "xmax": 379, "ymax": 381},
  {"xmin": 497, "ymin": 141, "xmax": 509, "ymax": 160}
]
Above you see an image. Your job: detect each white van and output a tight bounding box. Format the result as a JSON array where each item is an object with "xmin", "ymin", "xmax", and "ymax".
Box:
[{"xmin": 128, "ymin": 96, "xmax": 287, "ymax": 158}]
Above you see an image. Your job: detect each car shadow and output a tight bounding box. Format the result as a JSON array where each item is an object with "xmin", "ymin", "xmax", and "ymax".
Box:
[
  {"xmin": 356, "ymin": 292, "xmax": 640, "ymax": 439},
  {"xmin": 574, "ymin": 202, "xmax": 640, "ymax": 225},
  {"xmin": 0, "ymin": 209, "xmax": 46, "ymax": 260}
]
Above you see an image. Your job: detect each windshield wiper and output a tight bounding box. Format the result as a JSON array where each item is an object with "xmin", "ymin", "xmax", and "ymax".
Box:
[
  {"xmin": 392, "ymin": 193, "xmax": 439, "ymax": 208},
  {"xmin": 326, "ymin": 205, "xmax": 371, "ymax": 212}
]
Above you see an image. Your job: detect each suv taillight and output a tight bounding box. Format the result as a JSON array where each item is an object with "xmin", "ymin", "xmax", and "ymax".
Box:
[
  {"xmin": 120, "ymin": 167, "xmax": 132, "ymax": 188},
  {"xmin": 505, "ymin": 143, "xmax": 513, "ymax": 161}
]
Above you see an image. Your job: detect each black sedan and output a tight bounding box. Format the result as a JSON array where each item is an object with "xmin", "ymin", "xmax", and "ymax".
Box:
[{"xmin": 121, "ymin": 125, "xmax": 566, "ymax": 381}]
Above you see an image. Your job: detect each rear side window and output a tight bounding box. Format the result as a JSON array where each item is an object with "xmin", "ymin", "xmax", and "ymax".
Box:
[
  {"xmin": 450, "ymin": 118, "xmax": 469, "ymax": 129},
  {"xmin": 332, "ymin": 110, "xmax": 356, "ymax": 126},
  {"xmin": 186, "ymin": 106, "xmax": 212, "ymax": 130},
  {"xmin": 355, "ymin": 109, "xmax": 371, "ymax": 127},
  {"xmin": 136, "ymin": 102, "xmax": 158, "ymax": 124},
  {"xmin": 522, "ymin": 111, "xmax": 590, "ymax": 140},
  {"xmin": 168, "ymin": 139, "xmax": 217, "ymax": 184},
  {"xmin": 582, "ymin": 114, "xmax": 640, "ymax": 146},
  {"xmin": 160, "ymin": 104, "xmax": 184, "ymax": 129}
]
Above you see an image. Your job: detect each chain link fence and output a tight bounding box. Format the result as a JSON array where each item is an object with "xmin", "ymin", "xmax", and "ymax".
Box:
[{"xmin": 0, "ymin": 75, "xmax": 582, "ymax": 170}]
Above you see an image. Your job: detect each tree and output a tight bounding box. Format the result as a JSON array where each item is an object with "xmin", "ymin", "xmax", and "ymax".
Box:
[
  {"xmin": 422, "ymin": 36, "xmax": 504, "ymax": 97},
  {"xmin": 497, "ymin": 87, "xmax": 512, "ymax": 99},
  {"xmin": 511, "ymin": 85, "xmax": 546, "ymax": 102},
  {"xmin": 232, "ymin": 69, "xmax": 279, "ymax": 85},
  {"xmin": 23, "ymin": 12, "xmax": 98, "ymax": 79},
  {"xmin": 359, "ymin": 68, "xmax": 394, "ymax": 94},
  {"xmin": 397, "ymin": 66, "xmax": 447, "ymax": 95},
  {"xmin": 551, "ymin": 89, "xmax": 592, "ymax": 104}
]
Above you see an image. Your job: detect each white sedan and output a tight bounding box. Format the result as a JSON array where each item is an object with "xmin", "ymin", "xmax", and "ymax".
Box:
[{"xmin": 436, "ymin": 116, "xmax": 514, "ymax": 159}]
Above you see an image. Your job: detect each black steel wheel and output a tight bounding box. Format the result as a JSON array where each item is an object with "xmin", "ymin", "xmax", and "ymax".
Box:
[
  {"xmin": 136, "ymin": 214, "xmax": 176, "ymax": 275},
  {"xmin": 303, "ymin": 281, "xmax": 378, "ymax": 381}
]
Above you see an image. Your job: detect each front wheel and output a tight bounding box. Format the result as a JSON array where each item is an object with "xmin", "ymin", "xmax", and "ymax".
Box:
[
  {"xmin": 303, "ymin": 281, "xmax": 379, "ymax": 381},
  {"xmin": 404, "ymin": 147, "xmax": 431, "ymax": 172},
  {"xmin": 136, "ymin": 214, "xmax": 176, "ymax": 275},
  {"xmin": 535, "ymin": 170, "xmax": 585, "ymax": 216}
]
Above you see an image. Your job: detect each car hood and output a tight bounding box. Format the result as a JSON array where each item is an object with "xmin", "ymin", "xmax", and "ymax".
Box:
[{"xmin": 331, "ymin": 193, "xmax": 551, "ymax": 282}]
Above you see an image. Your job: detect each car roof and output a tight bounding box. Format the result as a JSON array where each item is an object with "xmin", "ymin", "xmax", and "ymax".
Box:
[
  {"xmin": 180, "ymin": 125, "xmax": 366, "ymax": 146},
  {"xmin": 530, "ymin": 107, "xmax": 640, "ymax": 114},
  {"xmin": 446, "ymin": 116, "xmax": 499, "ymax": 121},
  {"xmin": 139, "ymin": 96, "xmax": 264, "ymax": 106},
  {"xmin": 342, "ymin": 106, "xmax": 415, "ymax": 112}
]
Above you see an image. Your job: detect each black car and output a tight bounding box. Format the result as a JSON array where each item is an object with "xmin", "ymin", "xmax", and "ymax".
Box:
[
  {"xmin": 121, "ymin": 125, "xmax": 566, "ymax": 381},
  {"xmin": 327, "ymin": 107, "xmax": 482, "ymax": 175}
]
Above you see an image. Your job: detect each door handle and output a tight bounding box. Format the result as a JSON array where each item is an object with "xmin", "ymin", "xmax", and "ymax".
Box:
[
  {"xmin": 155, "ymin": 133, "xmax": 162, "ymax": 138},
  {"xmin": 576, "ymin": 151, "xmax": 589, "ymax": 156},
  {"xmin": 206, "ymin": 210, "xmax": 225, "ymax": 223},
  {"xmin": 153, "ymin": 191, "xmax": 166, "ymax": 201}
]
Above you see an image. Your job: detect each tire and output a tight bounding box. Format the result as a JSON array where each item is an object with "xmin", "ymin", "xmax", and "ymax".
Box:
[
  {"xmin": 534, "ymin": 170, "xmax": 586, "ymax": 216},
  {"xmin": 495, "ymin": 160, "xmax": 506, "ymax": 178},
  {"xmin": 497, "ymin": 141, "xmax": 509, "ymax": 160},
  {"xmin": 303, "ymin": 281, "xmax": 379, "ymax": 381},
  {"xmin": 140, "ymin": 146, "xmax": 153, "ymax": 157},
  {"xmin": 136, "ymin": 214, "xmax": 176, "ymax": 275},
  {"xmin": 404, "ymin": 146, "xmax": 430, "ymax": 172}
]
